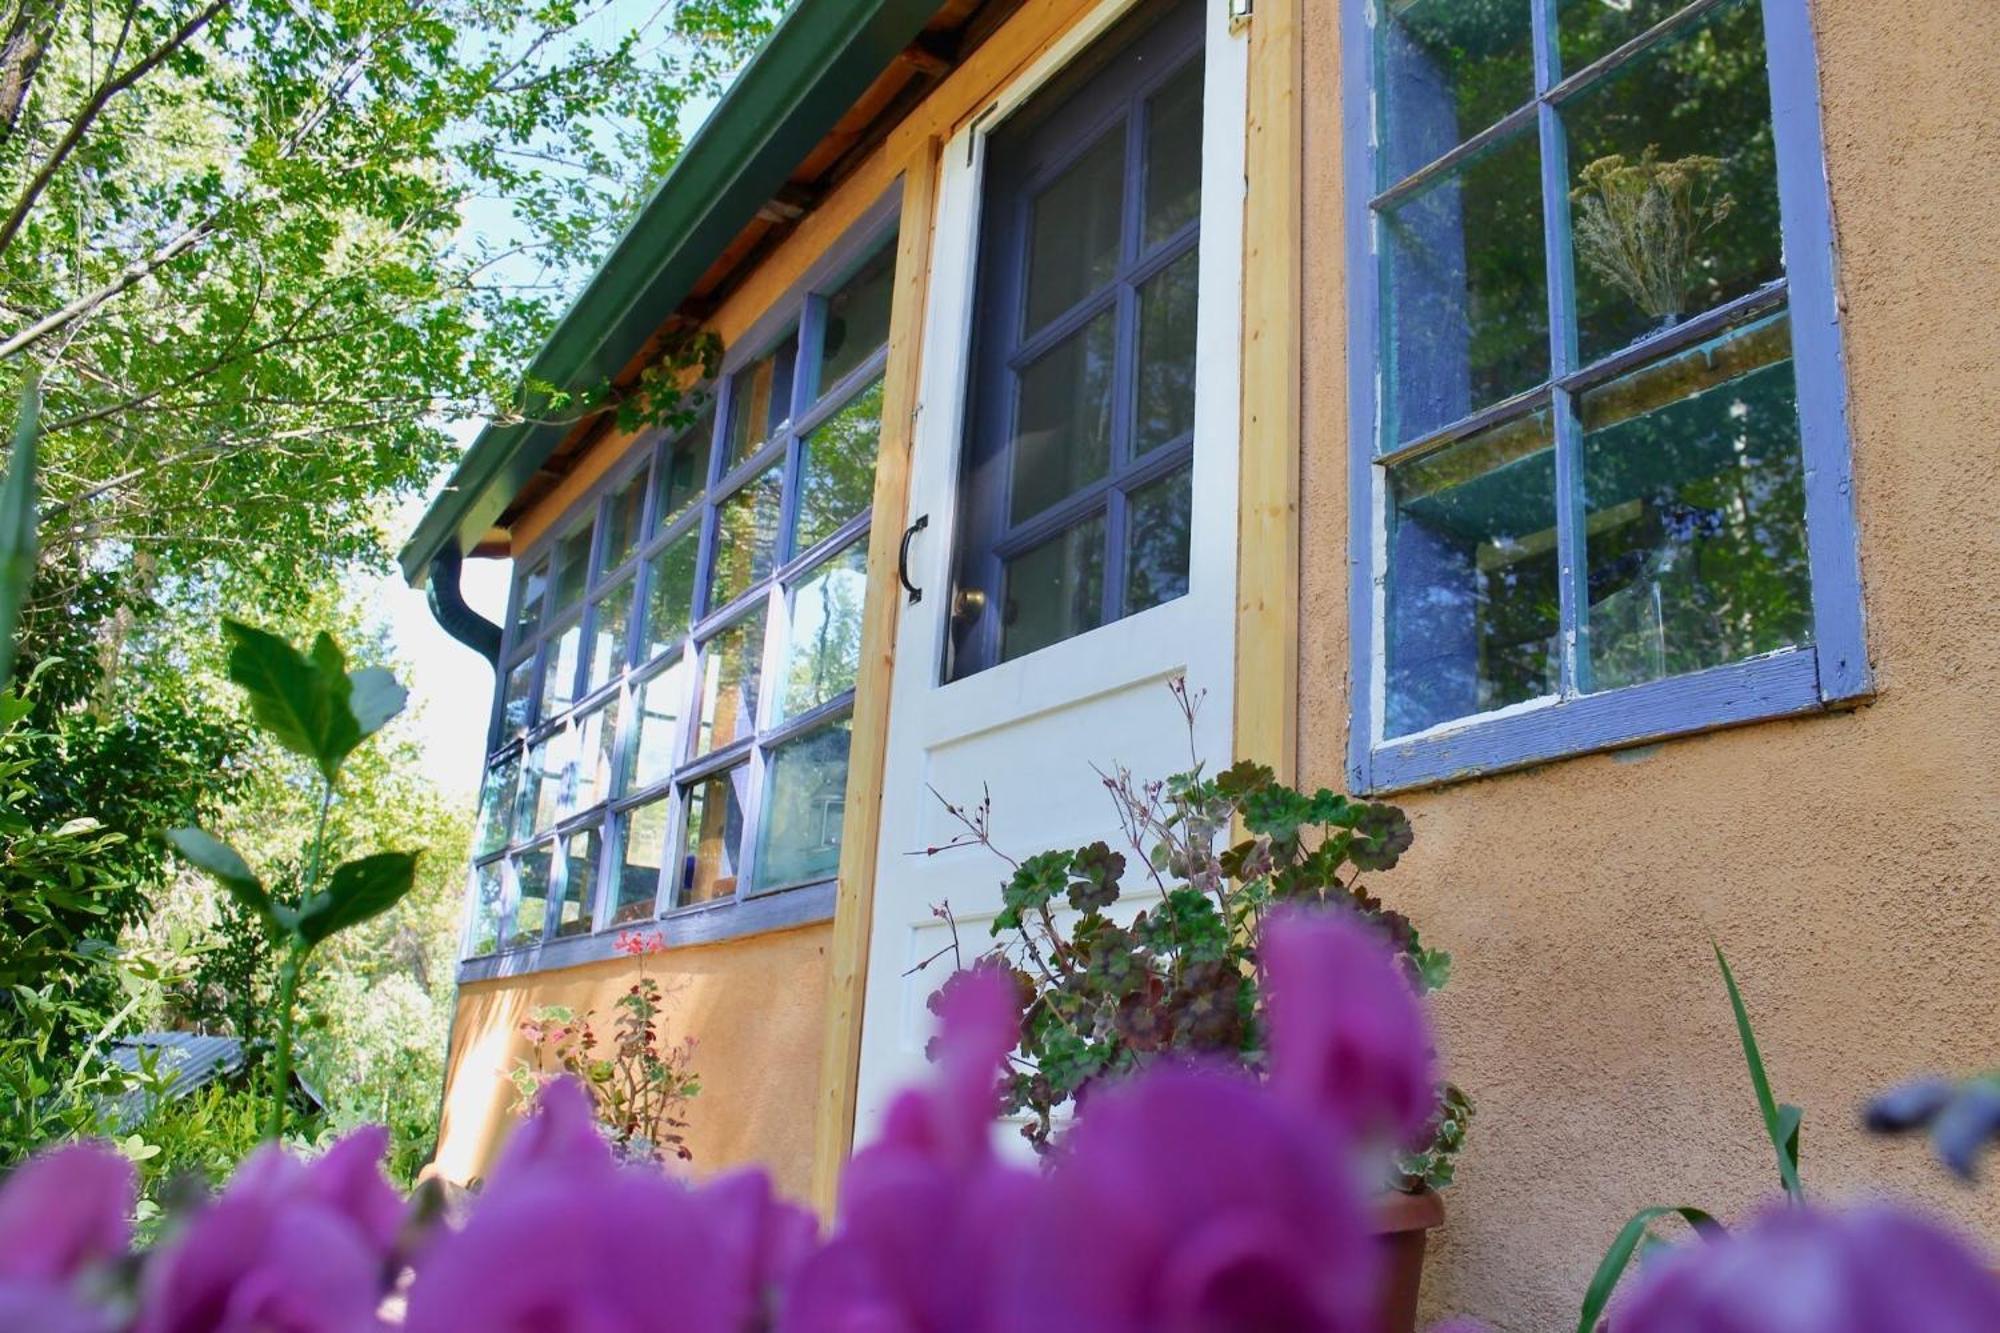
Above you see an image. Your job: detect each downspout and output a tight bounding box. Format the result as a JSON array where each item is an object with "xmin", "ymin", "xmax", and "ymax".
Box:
[{"xmin": 425, "ymin": 543, "xmax": 502, "ymax": 669}]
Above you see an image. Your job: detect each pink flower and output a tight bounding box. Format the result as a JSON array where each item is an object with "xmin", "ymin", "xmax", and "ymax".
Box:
[
  {"xmin": 489, "ymin": 1074, "xmax": 617, "ymax": 1183},
  {"xmin": 995, "ymin": 1064, "xmax": 1378, "ymax": 1333},
  {"xmin": 1261, "ymin": 908, "xmax": 1438, "ymax": 1148},
  {"xmin": 135, "ymin": 1127, "xmax": 404, "ymax": 1333},
  {"xmin": 1614, "ymin": 1202, "xmax": 2000, "ymax": 1332},
  {"xmin": 0, "ymin": 1143, "xmax": 133, "ymax": 1333},
  {"xmin": 614, "ymin": 929, "xmax": 668, "ymax": 956}
]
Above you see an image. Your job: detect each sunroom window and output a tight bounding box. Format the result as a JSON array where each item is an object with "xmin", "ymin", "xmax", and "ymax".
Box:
[
  {"xmin": 1346, "ymin": 0, "xmax": 1864, "ymax": 789},
  {"xmin": 463, "ymin": 227, "xmax": 893, "ymax": 959}
]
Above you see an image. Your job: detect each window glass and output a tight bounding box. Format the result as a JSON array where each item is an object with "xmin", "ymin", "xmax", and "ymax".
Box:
[
  {"xmin": 780, "ymin": 539, "xmax": 868, "ymax": 720},
  {"xmin": 644, "ymin": 531, "xmax": 699, "ymax": 659},
  {"xmin": 553, "ymin": 826, "xmax": 600, "ymax": 937},
  {"xmin": 1025, "ymin": 126, "xmax": 1125, "ymax": 333},
  {"xmin": 499, "ymin": 657, "xmax": 535, "ymax": 738},
  {"xmin": 1135, "ymin": 250, "xmax": 1199, "ymax": 452},
  {"xmin": 625, "ymin": 659, "xmax": 689, "ymax": 792},
  {"xmin": 539, "ymin": 622, "xmax": 582, "ymax": 718},
  {"xmin": 708, "ymin": 464, "xmax": 782, "ymax": 611},
  {"xmin": 1009, "ymin": 311, "xmax": 1115, "ymax": 525},
  {"xmin": 753, "ymin": 716, "xmax": 852, "ymax": 892},
  {"xmin": 796, "ymin": 379, "xmax": 881, "ymax": 552},
  {"xmin": 573, "ymin": 699, "xmax": 619, "ymax": 813},
  {"xmin": 819, "ymin": 242, "xmax": 896, "ymax": 391},
  {"xmin": 1143, "ymin": 59, "xmax": 1204, "ymax": 246},
  {"xmin": 1385, "ymin": 410, "xmax": 1558, "ymax": 738},
  {"xmin": 1125, "ymin": 466, "xmax": 1192, "ymax": 615},
  {"xmin": 601, "ymin": 471, "xmax": 647, "ymax": 573},
  {"xmin": 509, "ymin": 845, "xmax": 551, "ymax": 948},
  {"xmin": 1376, "ymin": 0, "xmax": 1534, "ymax": 184},
  {"xmin": 657, "ymin": 415, "xmax": 709, "ymax": 529},
  {"xmin": 1380, "ymin": 127, "xmax": 1547, "ymax": 445},
  {"xmin": 1564, "ymin": 0, "xmax": 1779, "ymax": 365},
  {"xmin": 586, "ymin": 578, "xmax": 634, "ymax": 693},
  {"xmin": 529, "ymin": 729, "xmax": 575, "ymax": 833},
  {"xmin": 473, "ymin": 754, "xmax": 520, "ymax": 857},
  {"xmin": 552, "ymin": 525, "xmax": 592, "ymax": 611},
  {"xmin": 469, "ymin": 862, "xmax": 505, "ymax": 956},
  {"xmin": 511, "ymin": 744, "xmax": 541, "ymax": 844},
  {"xmin": 675, "ymin": 769, "xmax": 745, "ymax": 908},
  {"xmin": 612, "ymin": 798, "xmax": 669, "ymax": 924},
  {"xmin": 514, "ymin": 561, "xmax": 548, "ymax": 636},
  {"xmin": 1581, "ymin": 314, "xmax": 1810, "ymax": 692},
  {"xmin": 1557, "ymin": 0, "xmax": 1700, "ymax": 80},
  {"xmin": 695, "ymin": 614, "xmax": 766, "ymax": 755},
  {"xmin": 721, "ymin": 337, "xmax": 796, "ymax": 472},
  {"xmin": 1002, "ymin": 517, "xmax": 1106, "ymax": 665}
]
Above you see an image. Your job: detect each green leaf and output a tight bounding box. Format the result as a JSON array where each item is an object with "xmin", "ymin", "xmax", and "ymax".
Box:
[
  {"xmin": 0, "ymin": 378, "xmax": 39, "ymax": 690},
  {"xmin": 296, "ymin": 850, "xmax": 418, "ymax": 945},
  {"xmin": 167, "ymin": 827, "xmax": 272, "ymax": 926},
  {"xmin": 1577, "ymin": 1206, "xmax": 1723, "ymax": 1333},
  {"xmin": 1715, "ymin": 944, "xmax": 1804, "ymax": 1200},
  {"xmin": 346, "ymin": 666, "xmax": 408, "ymax": 739},
  {"xmin": 223, "ymin": 620, "xmax": 362, "ymax": 783}
]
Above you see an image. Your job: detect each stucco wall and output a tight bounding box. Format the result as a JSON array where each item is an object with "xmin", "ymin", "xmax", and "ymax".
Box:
[
  {"xmin": 434, "ymin": 922, "xmax": 832, "ymax": 1200},
  {"xmin": 1299, "ymin": 0, "xmax": 2000, "ymax": 1327}
]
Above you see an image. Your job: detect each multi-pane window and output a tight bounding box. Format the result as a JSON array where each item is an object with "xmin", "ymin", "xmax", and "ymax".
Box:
[
  {"xmin": 946, "ymin": 0, "xmax": 1203, "ymax": 680},
  {"xmin": 1348, "ymin": 0, "xmax": 1863, "ymax": 787},
  {"xmin": 464, "ymin": 229, "xmax": 894, "ymax": 957}
]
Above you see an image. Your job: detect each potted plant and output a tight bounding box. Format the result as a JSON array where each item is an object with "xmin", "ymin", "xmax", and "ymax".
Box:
[{"xmin": 918, "ymin": 680, "xmax": 1467, "ymax": 1332}]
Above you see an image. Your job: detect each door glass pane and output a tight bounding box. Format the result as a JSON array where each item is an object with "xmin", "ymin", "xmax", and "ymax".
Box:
[
  {"xmin": 780, "ymin": 539, "xmax": 868, "ymax": 720},
  {"xmin": 1001, "ymin": 515, "xmax": 1106, "ymax": 664},
  {"xmin": 819, "ymin": 240, "xmax": 896, "ymax": 392},
  {"xmin": 499, "ymin": 657, "xmax": 535, "ymax": 738},
  {"xmin": 657, "ymin": 414, "xmax": 709, "ymax": 530},
  {"xmin": 625, "ymin": 659, "xmax": 689, "ymax": 791},
  {"xmin": 1381, "ymin": 126, "xmax": 1548, "ymax": 445},
  {"xmin": 573, "ymin": 698, "xmax": 619, "ymax": 813},
  {"xmin": 1136, "ymin": 249, "xmax": 1199, "ymax": 452},
  {"xmin": 553, "ymin": 826, "xmax": 601, "ymax": 937},
  {"xmin": 474, "ymin": 753, "xmax": 521, "ymax": 857},
  {"xmin": 1125, "ymin": 466, "xmax": 1192, "ymax": 615},
  {"xmin": 695, "ymin": 613, "xmax": 766, "ymax": 755},
  {"xmin": 1385, "ymin": 408, "xmax": 1559, "ymax": 737},
  {"xmin": 1142, "ymin": 58, "xmax": 1204, "ymax": 247},
  {"xmin": 552, "ymin": 525, "xmax": 592, "ymax": 611},
  {"xmin": 709, "ymin": 464, "xmax": 783, "ymax": 612},
  {"xmin": 1564, "ymin": 0, "xmax": 1780, "ymax": 365},
  {"xmin": 1024, "ymin": 125, "xmax": 1125, "ymax": 333},
  {"xmin": 509, "ymin": 845, "xmax": 551, "ymax": 948},
  {"xmin": 468, "ymin": 861, "xmax": 505, "ymax": 956},
  {"xmin": 675, "ymin": 769, "xmax": 745, "ymax": 908},
  {"xmin": 722, "ymin": 336, "xmax": 797, "ymax": 472},
  {"xmin": 539, "ymin": 622, "xmax": 582, "ymax": 718},
  {"xmin": 1377, "ymin": 0, "xmax": 1535, "ymax": 185},
  {"xmin": 1010, "ymin": 311, "xmax": 1115, "ymax": 524},
  {"xmin": 753, "ymin": 715, "xmax": 852, "ymax": 892},
  {"xmin": 1581, "ymin": 312, "xmax": 1810, "ymax": 692},
  {"xmin": 644, "ymin": 530, "xmax": 699, "ymax": 659},
  {"xmin": 601, "ymin": 471, "xmax": 647, "ymax": 573},
  {"xmin": 796, "ymin": 379, "xmax": 881, "ymax": 552},
  {"xmin": 514, "ymin": 561, "xmax": 548, "ymax": 636},
  {"xmin": 585, "ymin": 578, "xmax": 634, "ymax": 693},
  {"xmin": 612, "ymin": 798, "xmax": 669, "ymax": 924}
]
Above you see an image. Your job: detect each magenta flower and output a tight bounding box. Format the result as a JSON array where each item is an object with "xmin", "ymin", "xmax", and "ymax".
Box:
[
  {"xmin": 487, "ymin": 1073, "xmax": 617, "ymax": 1184},
  {"xmin": 135, "ymin": 1127, "xmax": 404, "ymax": 1333},
  {"xmin": 0, "ymin": 1142, "xmax": 133, "ymax": 1333},
  {"xmin": 1615, "ymin": 1202, "xmax": 2000, "ymax": 1331},
  {"xmin": 1261, "ymin": 908, "xmax": 1438, "ymax": 1148}
]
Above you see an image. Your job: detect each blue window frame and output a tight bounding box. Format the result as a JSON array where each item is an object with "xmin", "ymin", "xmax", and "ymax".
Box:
[
  {"xmin": 1341, "ymin": 0, "xmax": 1866, "ymax": 793},
  {"xmin": 945, "ymin": 0, "xmax": 1204, "ymax": 680},
  {"xmin": 462, "ymin": 202, "xmax": 898, "ymax": 965}
]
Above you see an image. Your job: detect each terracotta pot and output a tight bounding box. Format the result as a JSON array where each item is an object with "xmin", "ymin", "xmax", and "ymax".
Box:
[{"xmin": 1373, "ymin": 1188, "xmax": 1445, "ymax": 1333}]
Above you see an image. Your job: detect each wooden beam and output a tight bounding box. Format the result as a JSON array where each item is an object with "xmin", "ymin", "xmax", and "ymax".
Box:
[
  {"xmin": 1235, "ymin": 0, "xmax": 1303, "ymax": 784},
  {"xmin": 809, "ymin": 137, "xmax": 942, "ymax": 1216}
]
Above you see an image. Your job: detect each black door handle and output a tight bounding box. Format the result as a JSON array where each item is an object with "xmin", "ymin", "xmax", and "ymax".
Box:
[{"xmin": 898, "ymin": 514, "xmax": 928, "ymax": 603}]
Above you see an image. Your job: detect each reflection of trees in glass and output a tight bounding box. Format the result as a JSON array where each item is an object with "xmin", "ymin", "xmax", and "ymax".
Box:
[
  {"xmin": 753, "ymin": 720, "xmax": 853, "ymax": 892},
  {"xmin": 1137, "ymin": 253, "xmax": 1198, "ymax": 450},
  {"xmin": 1126, "ymin": 469, "xmax": 1191, "ymax": 613},
  {"xmin": 799, "ymin": 382, "xmax": 882, "ymax": 551},
  {"xmin": 1571, "ymin": 149, "xmax": 1735, "ymax": 321},
  {"xmin": 708, "ymin": 467, "xmax": 781, "ymax": 610},
  {"xmin": 785, "ymin": 549, "xmax": 867, "ymax": 716}
]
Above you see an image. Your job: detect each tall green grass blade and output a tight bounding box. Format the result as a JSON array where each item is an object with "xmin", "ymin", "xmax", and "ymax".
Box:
[
  {"xmin": 1577, "ymin": 1205, "xmax": 1723, "ymax": 1333},
  {"xmin": 1715, "ymin": 944, "xmax": 1804, "ymax": 1200}
]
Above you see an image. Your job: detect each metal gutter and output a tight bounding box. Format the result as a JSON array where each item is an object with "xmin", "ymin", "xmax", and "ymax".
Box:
[{"xmin": 398, "ymin": 0, "xmax": 946, "ymax": 584}]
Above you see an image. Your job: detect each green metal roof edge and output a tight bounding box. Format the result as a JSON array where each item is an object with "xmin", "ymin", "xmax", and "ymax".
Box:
[{"xmin": 399, "ymin": 0, "xmax": 945, "ymax": 584}]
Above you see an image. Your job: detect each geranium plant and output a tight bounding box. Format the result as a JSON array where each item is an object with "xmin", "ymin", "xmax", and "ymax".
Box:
[
  {"xmin": 920, "ymin": 679, "xmax": 1470, "ymax": 1190},
  {"xmin": 509, "ymin": 929, "xmax": 701, "ymax": 1166}
]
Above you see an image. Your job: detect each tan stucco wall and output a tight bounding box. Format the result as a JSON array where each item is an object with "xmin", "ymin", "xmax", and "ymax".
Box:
[
  {"xmin": 434, "ymin": 923, "xmax": 832, "ymax": 1199},
  {"xmin": 1299, "ymin": 0, "xmax": 2000, "ymax": 1328}
]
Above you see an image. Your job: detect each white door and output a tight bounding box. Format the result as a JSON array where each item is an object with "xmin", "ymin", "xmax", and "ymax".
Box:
[{"xmin": 851, "ymin": 0, "xmax": 1249, "ymax": 1142}]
